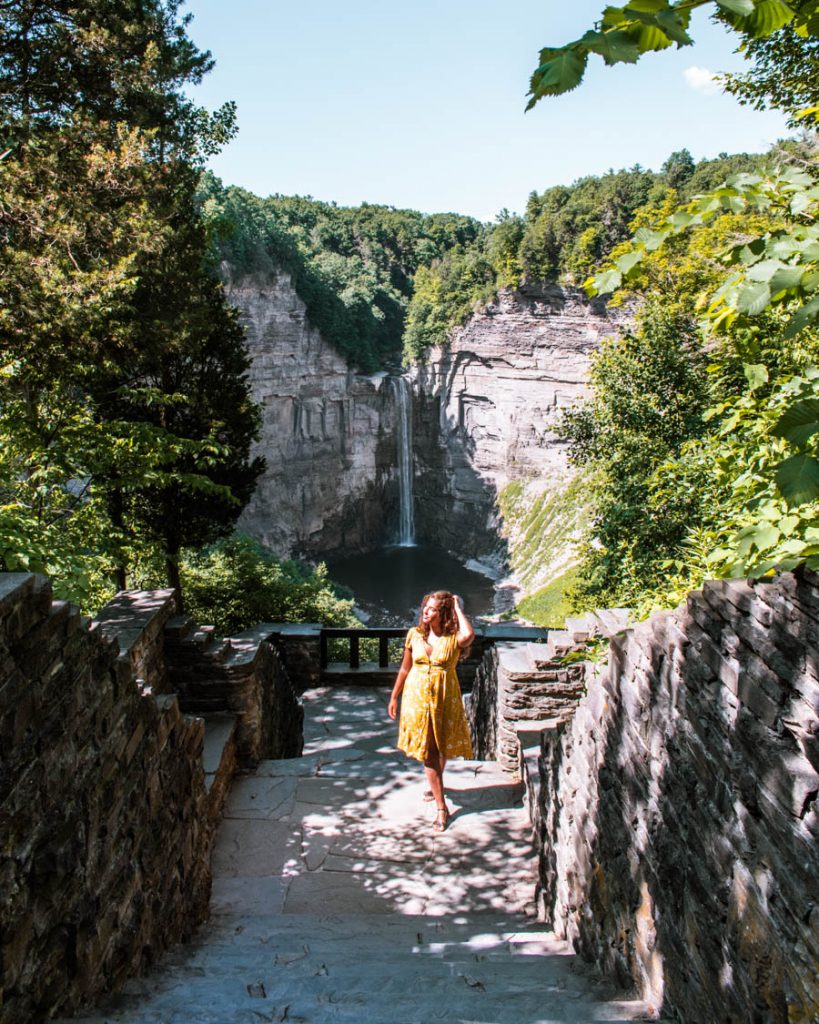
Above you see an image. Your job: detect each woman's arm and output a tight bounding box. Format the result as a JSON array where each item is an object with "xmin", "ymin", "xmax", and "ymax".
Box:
[
  {"xmin": 387, "ymin": 646, "xmax": 413, "ymax": 720},
  {"xmin": 453, "ymin": 595, "xmax": 474, "ymax": 648}
]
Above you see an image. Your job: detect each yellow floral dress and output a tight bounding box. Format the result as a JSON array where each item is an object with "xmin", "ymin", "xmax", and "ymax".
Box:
[{"xmin": 397, "ymin": 628, "xmax": 473, "ymax": 761}]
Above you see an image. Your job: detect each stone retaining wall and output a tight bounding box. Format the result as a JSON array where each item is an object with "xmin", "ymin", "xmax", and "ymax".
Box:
[
  {"xmin": 0, "ymin": 575, "xmax": 212, "ymax": 1023},
  {"xmin": 536, "ymin": 571, "xmax": 819, "ymax": 1023},
  {"xmin": 468, "ymin": 641, "xmax": 586, "ymax": 772},
  {"xmin": 94, "ymin": 588, "xmax": 178, "ymax": 693}
]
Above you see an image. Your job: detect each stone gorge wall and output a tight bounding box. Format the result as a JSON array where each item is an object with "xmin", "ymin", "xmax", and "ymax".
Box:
[
  {"xmin": 228, "ymin": 272, "xmax": 623, "ymax": 565},
  {"xmin": 226, "ymin": 270, "xmax": 400, "ymax": 556},
  {"xmin": 411, "ymin": 286, "xmax": 625, "ymax": 560},
  {"xmin": 531, "ymin": 571, "xmax": 819, "ymax": 1023}
]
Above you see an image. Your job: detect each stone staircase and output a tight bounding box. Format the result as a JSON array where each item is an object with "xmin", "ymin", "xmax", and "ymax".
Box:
[
  {"xmin": 94, "ymin": 594, "xmax": 241, "ymax": 823},
  {"xmin": 57, "ymin": 686, "xmax": 652, "ymax": 1024},
  {"xmin": 473, "ymin": 608, "xmax": 631, "ymax": 786}
]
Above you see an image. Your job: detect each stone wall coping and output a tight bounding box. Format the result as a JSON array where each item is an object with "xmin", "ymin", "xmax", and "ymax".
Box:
[
  {"xmin": 479, "ymin": 624, "xmax": 550, "ymax": 642},
  {"xmin": 95, "ymin": 589, "xmax": 178, "ymax": 654},
  {"xmin": 257, "ymin": 622, "xmax": 323, "ymax": 638},
  {"xmin": 496, "ymin": 643, "xmax": 572, "ymax": 679},
  {"xmin": 0, "ymin": 572, "xmax": 36, "ymax": 608},
  {"xmin": 222, "ymin": 622, "xmax": 317, "ymax": 670},
  {"xmin": 496, "ymin": 643, "xmax": 534, "ymax": 674}
]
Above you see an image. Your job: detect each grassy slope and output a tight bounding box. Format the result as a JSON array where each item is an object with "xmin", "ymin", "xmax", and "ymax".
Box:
[{"xmin": 497, "ymin": 470, "xmax": 595, "ymax": 627}]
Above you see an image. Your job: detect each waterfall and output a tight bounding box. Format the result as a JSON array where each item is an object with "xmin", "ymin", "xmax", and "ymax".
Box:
[{"xmin": 393, "ymin": 376, "xmax": 415, "ymax": 546}]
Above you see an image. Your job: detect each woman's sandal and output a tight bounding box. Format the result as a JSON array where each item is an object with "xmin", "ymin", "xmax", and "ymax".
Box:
[
  {"xmin": 433, "ymin": 806, "xmax": 449, "ymax": 832},
  {"xmin": 423, "ymin": 789, "xmax": 435, "ymax": 802}
]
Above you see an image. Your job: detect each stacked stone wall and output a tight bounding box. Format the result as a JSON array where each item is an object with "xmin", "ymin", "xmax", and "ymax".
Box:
[
  {"xmin": 468, "ymin": 641, "xmax": 587, "ymax": 772},
  {"xmin": 0, "ymin": 575, "xmax": 213, "ymax": 1023},
  {"xmin": 536, "ymin": 572, "xmax": 819, "ymax": 1023}
]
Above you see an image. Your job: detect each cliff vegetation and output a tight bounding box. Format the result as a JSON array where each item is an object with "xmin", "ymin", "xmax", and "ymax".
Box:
[
  {"xmin": 200, "ymin": 176, "xmax": 483, "ymax": 372},
  {"xmin": 536, "ymin": 0, "xmax": 819, "ymax": 620}
]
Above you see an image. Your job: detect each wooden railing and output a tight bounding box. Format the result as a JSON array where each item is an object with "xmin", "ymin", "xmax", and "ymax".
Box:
[
  {"xmin": 320, "ymin": 625, "xmax": 550, "ymax": 671},
  {"xmin": 320, "ymin": 628, "xmax": 407, "ymax": 670}
]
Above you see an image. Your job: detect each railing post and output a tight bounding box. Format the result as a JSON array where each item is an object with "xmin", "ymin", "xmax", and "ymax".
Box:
[
  {"xmin": 319, "ymin": 631, "xmax": 328, "ymax": 670},
  {"xmin": 350, "ymin": 634, "xmax": 360, "ymax": 670},
  {"xmin": 379, "ymin": 635, "xmax": 389, "ymax": 668}
]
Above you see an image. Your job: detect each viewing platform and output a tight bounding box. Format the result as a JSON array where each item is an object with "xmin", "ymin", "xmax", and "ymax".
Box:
[{"xmin": 317, "ymin": 623, "xmax": 552, "ymax": 686}]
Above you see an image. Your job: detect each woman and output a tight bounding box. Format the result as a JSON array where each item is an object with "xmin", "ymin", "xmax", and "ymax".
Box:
[{"xmin": 387, "ymin": 591, "xmax": 474, "ymax": 832}]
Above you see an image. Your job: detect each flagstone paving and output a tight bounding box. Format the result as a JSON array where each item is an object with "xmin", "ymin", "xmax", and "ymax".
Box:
[{"xmin": 63, "ymin": 687, "xmax": 654, "ymax": 1024}]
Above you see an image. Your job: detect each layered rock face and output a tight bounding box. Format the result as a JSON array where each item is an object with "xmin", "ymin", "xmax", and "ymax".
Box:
[
  {"xmin": 226, "ymin": 271, "xmax": 400, "ymax": 556},
  {"xmin": 411, "ymin": 285, "xmax": 625, "ymax": 560},
  {"xmin": 229, "ymin": 273, "xmax": 623, "ymax": 569}
]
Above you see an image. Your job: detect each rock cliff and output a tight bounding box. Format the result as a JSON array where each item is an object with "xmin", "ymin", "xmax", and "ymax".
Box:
[
  {"xmin": 226, "ymin": 270, "xmax": 400, "ymax": 556},
  {"xmin": 229, "ymin": 273, "xmax": 625, "ymax": 586},
  {"xmin": 411, "ymin": 285, "xmax": 626, "ymax": 562}
]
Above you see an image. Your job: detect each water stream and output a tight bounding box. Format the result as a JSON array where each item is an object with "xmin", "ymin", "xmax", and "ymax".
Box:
[
  {"xmin": 326, "ymin": 375, "xmax": 497, "ymax": 625},
  {"xmin": 392, "ymin": 375, "xmax": 415, "ymax": 546}
]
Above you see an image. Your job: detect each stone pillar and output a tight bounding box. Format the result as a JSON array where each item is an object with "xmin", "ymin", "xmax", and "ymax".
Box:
[{"xmin": 262, "ymin": 623, "xmax": 322, "ymax": 691}]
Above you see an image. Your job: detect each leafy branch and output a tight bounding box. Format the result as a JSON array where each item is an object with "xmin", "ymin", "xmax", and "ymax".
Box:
[
  {"xmin": 587, "ymin": 165, "xmax": 819, "ymax": 339},
  {"xmin": 527, "ymin": 0, "xmax": 819, "ymax": 108}
]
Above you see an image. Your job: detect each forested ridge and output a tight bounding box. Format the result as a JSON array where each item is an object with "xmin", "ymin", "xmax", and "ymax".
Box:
[
  {"xmin": 200, "ymin": 148, "xmax": 767, "ymax": 368},
  {"xmin": 200, "ymin": 176, "xmax": 482, "ymax": 372}
]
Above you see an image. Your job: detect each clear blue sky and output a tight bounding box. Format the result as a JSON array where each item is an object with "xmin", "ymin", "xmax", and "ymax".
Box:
[{"xmin": 185, "ymin": 0, "xmax": 791, "ymax": 221}]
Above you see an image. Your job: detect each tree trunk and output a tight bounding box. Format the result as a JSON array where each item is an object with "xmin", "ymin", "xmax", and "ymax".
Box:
[
  {"xmin": 166, "ymin": 549, "xmax": 184, "ymax": 612},
  {"xmin": 109, "ymin": 488, "xmax": 127, "ymax": 591}
]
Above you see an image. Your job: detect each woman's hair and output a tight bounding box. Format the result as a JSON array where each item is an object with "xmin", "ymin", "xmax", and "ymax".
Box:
[{"xmin": 418, "ymin": 591, "xmax": 458, "ymax": 638}]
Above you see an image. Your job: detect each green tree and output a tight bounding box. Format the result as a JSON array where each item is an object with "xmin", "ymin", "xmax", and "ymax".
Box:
[
  {"xmin": 179, "ymin": 536, "xmax": 360, "ymax": 636},
  {"xmin": 0, "ymin": 1, "xmax": 258, "ymax": 609},
  {"xmin": 722, "ymin": 0, "xmax": 819, "ymax": 124},
  {"xmin": 559, "ymin": 302, "xmax": 712, "ymax": 607}
]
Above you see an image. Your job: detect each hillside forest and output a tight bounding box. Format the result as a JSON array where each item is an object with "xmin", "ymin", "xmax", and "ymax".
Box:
[{"xmin": 1, "ymin": 0, "xmax": 818, "ymax": 631}]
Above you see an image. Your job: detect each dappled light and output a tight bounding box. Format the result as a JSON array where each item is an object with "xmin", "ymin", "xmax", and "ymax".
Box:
[{"xmin": 69, "ymin": 685, "xmax": 654, "ymax": 1023}]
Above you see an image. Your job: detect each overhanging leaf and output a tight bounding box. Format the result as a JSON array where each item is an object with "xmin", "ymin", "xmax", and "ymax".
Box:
[
  {"xmin": 527, "ymin": 48, "xmax": 589, "ymax": 105},
  {"xmin": 775, "ymin": 453, "xmax": 819, "ymax": 506},
  {"xmin": 741, "ymin": 0, "xmax": 796, "ymax": 36},
  {"xmin": 615, "ymin": 249, "xmax": 644, "ymax": 274},
  {"xmin": 769, "ymin": 265, "xmax": 806, "ymax": 293},
  {"xmin": 631, "ymin": 22, "xmax": 675, "ymax": 51},
  {"xmin": 715, "ymin": 0, "xmax": 755, "ymax": 13},
  {"xmin": 580, "ymin": 29, "xmax": 641, "ymax": 64},
  {"xmin": 771, "ymin": 398, "xmax": 819, "ymax": 445},
  {"xmin": 783, "ymin": 294, "xmax": 819, "ymax": 338},
  {"xmin": 655, "ymin": 8, "xmax": 694, "ymax": 43},
  {"xmin": 735, "ymin": 279, "xmax": 771, "ymax": 315},
  {"xmin": 743, "ymin": 363, "xmax": 769, "ymax": 391},
  {"xmin": 592, "ymin": 267, "xmax": 623, "ymax": 295}
]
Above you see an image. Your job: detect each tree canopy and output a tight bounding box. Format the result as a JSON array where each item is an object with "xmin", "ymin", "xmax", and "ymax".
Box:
[
  {"xmin": 525, "ymin": 0, "xmax": 819, "ymax": 618},
  {"xmin": 0, "ymin": 1, "xmax": 261, "ymax": 611}
]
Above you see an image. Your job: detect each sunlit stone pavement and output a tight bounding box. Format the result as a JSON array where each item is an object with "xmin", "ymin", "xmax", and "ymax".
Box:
[{"xmin": 64, "ymin": 687, "xmax": 653, "ymax": 1024}]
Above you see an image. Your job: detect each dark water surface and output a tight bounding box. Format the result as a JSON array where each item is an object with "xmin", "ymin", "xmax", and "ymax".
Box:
[{"xmin": 325, "ymin": 544, "xmax": 496, "ymax": 625}]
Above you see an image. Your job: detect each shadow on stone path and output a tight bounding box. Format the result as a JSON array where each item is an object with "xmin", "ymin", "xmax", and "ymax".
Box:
[{"xmin": 63, "ymin": 687, "xmax": 654, "ymax": 1024}]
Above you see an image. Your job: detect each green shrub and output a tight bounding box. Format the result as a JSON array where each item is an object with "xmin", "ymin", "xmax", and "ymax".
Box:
[{"xmin": 179, "ymin": 534, "xmax": 360, "ymax": 636}]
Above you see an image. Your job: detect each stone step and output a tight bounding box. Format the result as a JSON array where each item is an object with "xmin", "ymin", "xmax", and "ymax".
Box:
[
  {"xmin": 202, "ymin": 714, "xmax": 239, "ymax": 820},
  {"xmin": 564, "ymin": 615, "xmax": 594, "ymax": 643},
  {"xmin": 64, "ymin": 914, "xmax": 646, "ymax": 1024},
  {"xmin": 544, "ymin": 630, "xmax": 574, "ymax": 659},
  {"xmin": 590, "ymin": 607, "xmax": 632, "ymax": 637},
  {"xmin": 54, "ymin": 687, "xmax": 652, "ymax": 1024},
  {"xmin": 163, "ymin": 614, "xmax": 196, "ymax": 641}
]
